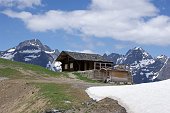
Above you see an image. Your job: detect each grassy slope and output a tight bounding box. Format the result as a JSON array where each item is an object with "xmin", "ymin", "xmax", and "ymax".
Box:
[
  {"xmin": 0, "ymin": 58, "xmax": 62, "ymax": 78},
  {"xmin": 0, "ymin": 58, "xmax": 90, "ymax": 112}
]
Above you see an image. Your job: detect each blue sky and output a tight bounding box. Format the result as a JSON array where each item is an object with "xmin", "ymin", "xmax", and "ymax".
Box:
[{"xmin": 0, "ymin": 0, "xmax": 170, "ymax": 57}]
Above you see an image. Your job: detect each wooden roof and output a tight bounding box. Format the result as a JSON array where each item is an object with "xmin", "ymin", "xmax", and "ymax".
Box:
[{"xmin": 57, "ymin": 51, "xmax": 113, "ymax": 63}]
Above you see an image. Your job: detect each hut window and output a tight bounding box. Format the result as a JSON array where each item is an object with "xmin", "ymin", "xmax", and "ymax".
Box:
[
  {"xmin": 70, "ymin": 63, "xmax": 73, "ymax": 68},
  {"xmin": 65, "ymin": 64, "xmax": 68, "ymax": 69}
]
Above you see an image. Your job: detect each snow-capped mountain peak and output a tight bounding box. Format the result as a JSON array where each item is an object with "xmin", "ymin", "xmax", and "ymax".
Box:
[
  {"xmin": 120, "ymin": 47, "xmax": 153, "ymax": 65},
  {"xmin": 104, "ymin": 47, "xmax": 170, "ymax": 84},
  {"xmin": 0, "ymin": 39, "xmax": 60, "ymax": 68},
  {"xmin": 16, "ymin": 39, "xmax": 45, "ymax": 50},
  {"xmin": 133, "ymin": 46, "xmax": 143, "ymax": 50}
]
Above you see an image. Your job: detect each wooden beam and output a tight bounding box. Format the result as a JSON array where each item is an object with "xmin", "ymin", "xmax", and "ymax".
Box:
[{"xmin": 100, "ymin": 63, "xmax": 101, "ymax": 70}]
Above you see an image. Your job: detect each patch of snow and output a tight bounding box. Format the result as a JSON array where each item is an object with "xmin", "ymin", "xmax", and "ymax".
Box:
[
  {"xmin": 45, "ymin": 50, "xmax": 55, "ymax": 54},
  {"xmin": 31, "ymin": 43, "xmax": 40, "ymax": 46},
  {"xmin": 25, "ymin": 55, "xmax": 40, "ymax": 59},
  {"xmin": 54, "ymin": 61, "xmax": 62, "ymax": 68},
  {"xmin": 1, "ymin": 52, "xmax": 16, "ymax": 60},
  {"xmin": 142, "ymin": 69, "xmax": 150, "ymax": 72},
  {"xmin": 143, "ymin": 52, "xmax": 149, "ymax": 57},
  {"xmin": 152, "ymin": 72, "xmax": 159, "ymax": 80},
  {"xmin": 31, "ymin": 43, "xmax": 35, "ymax": 46},
  {"xmin": 157, "ymin": 55, "xmax": 166, "ymax": 59},
  {"xmin": 19, "ymin": 50, "xmax": 41, "ymax": 53},
  {"xmin": 46, "ymin": 61, "xmax": 62, "ymax": 72},
  {"xmin": 139, "ymin": 59, "xmax": 155, "ymax": 67},
  {"xmin": 86, "ymin": 80, "xmax": 170, "ymax": 113},
  {"xmin": 134, "ymin": 47, "xmax": 142, "ymax": 50},
  {"xmin": 25, "ymin": 58, "xmax": 31, "ymax": 61},
  {"xmin": 116, "ymin": 57, "xmax": 123, "ymax": 64},
  {"xmin": 7, "ymin": 48, "xmax": 15, "ymax": 52},
  {"xmin": 140, "ymin": 72, "xmax": 144, "ymax": 75},
  {"xmin": 145, "ymin": 72, "xmax": 153, "ymax": 78}
]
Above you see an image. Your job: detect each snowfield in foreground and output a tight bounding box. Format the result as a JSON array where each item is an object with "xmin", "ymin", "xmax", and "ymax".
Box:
[{"xmin": 86, "ymin": 80, "xmax": 170, "ymax": 113}]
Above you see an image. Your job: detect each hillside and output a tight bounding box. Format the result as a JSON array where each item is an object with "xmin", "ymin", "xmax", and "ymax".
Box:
[{"xmin": 0, "ymin": 58, "xmax": 126, "ymax": 113}]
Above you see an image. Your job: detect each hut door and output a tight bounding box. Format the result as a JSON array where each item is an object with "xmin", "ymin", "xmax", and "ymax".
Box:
[{"xmin": 80, "ymin": 61, "xmax": 85, "ymax": 71}]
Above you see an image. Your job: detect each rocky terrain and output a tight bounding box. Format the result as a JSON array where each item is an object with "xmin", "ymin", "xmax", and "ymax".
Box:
[{"xmin": 157, "ymin": 58, "xmax": 170, "ymax": 80}]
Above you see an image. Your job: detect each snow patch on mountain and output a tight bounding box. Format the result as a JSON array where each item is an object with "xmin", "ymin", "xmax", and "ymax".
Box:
[
  {"xmin": 46, "ymin": 61, "xmax": 62, "ymax": 72},
  {"xmin": 7, "ymin": 48, "xmax": 16, "ymax": 52},
  {"xmin": 25, "ymin": 58, "xmax": 31, "ymax": 62},
  {"xmin": 19, "ymin": 50, "xmax": 41, "ymax": 54},
  {"xmin": 24, "ymin": 54, "xmax": 40, "ymax": 62},
  {"xmin": 45, "ymin": 50, "xmax": 55, "ymax": 54},
  {"xmin": 1, "ymin": 53, "xmax": 14, "ymax": 60}
]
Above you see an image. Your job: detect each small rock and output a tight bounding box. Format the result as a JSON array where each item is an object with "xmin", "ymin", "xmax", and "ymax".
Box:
[
  {"xmin": 64, "ymin": 100, "xmax": 71, "ymax": 104},
  {"xmin": 44, "ymin": 109, "xmax": 64, "ymax": 113}
]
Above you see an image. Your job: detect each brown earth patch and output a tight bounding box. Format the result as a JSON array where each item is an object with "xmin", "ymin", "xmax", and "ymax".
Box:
[
  {"xmin": 63, "ymin": 98, "xmax": 127, "ymax": 113},
  {"xmin": 0, "ymin": 79, "xmax": 47, "ymax": 113},
  {"xmin": 85, "ymin": 98, "xmax": 127, "ymax": 113}
]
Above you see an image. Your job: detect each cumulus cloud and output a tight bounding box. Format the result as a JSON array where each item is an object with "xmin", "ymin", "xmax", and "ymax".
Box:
[
  {"xmin": 2, "ymin": 0, "xmax": 170, "ymax": 45},
  {"xmin": 0, "ymin": 0, "xmax": 41, "ymax": 9}
]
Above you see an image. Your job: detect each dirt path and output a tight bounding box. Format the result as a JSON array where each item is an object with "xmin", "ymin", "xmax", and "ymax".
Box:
[{"xmin": 31, "ymin": 76, "xmax": 110, "ymax": 89}]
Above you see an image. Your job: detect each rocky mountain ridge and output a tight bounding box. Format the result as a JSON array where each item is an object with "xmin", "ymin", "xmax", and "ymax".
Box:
[
  {"xmin": 0, "ymin": 39, "xmax": 60, "ymax": 68},
  {"xmin": 103, "ymin": 47, "xmax": 170, "ymax": 84}
]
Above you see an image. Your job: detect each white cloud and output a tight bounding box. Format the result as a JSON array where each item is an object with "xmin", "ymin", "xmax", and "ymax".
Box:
[
  {"xmin": 2, "ymin": 0, "xmax": 170, "ymax": 45},
  {"xmin": 0, "ymin": 0, "xmax": 42, "ymax": 9},
  {"xmin": 2, "ymin": 10, "xmax": 32, "ymax": 19},
  {"xmin": 78, "ymin": 50, "xmax": 95, "ymax": 54},
  {"xmin": 68, "ymin": 49, "xmax": 95, "ymax": 54}
]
